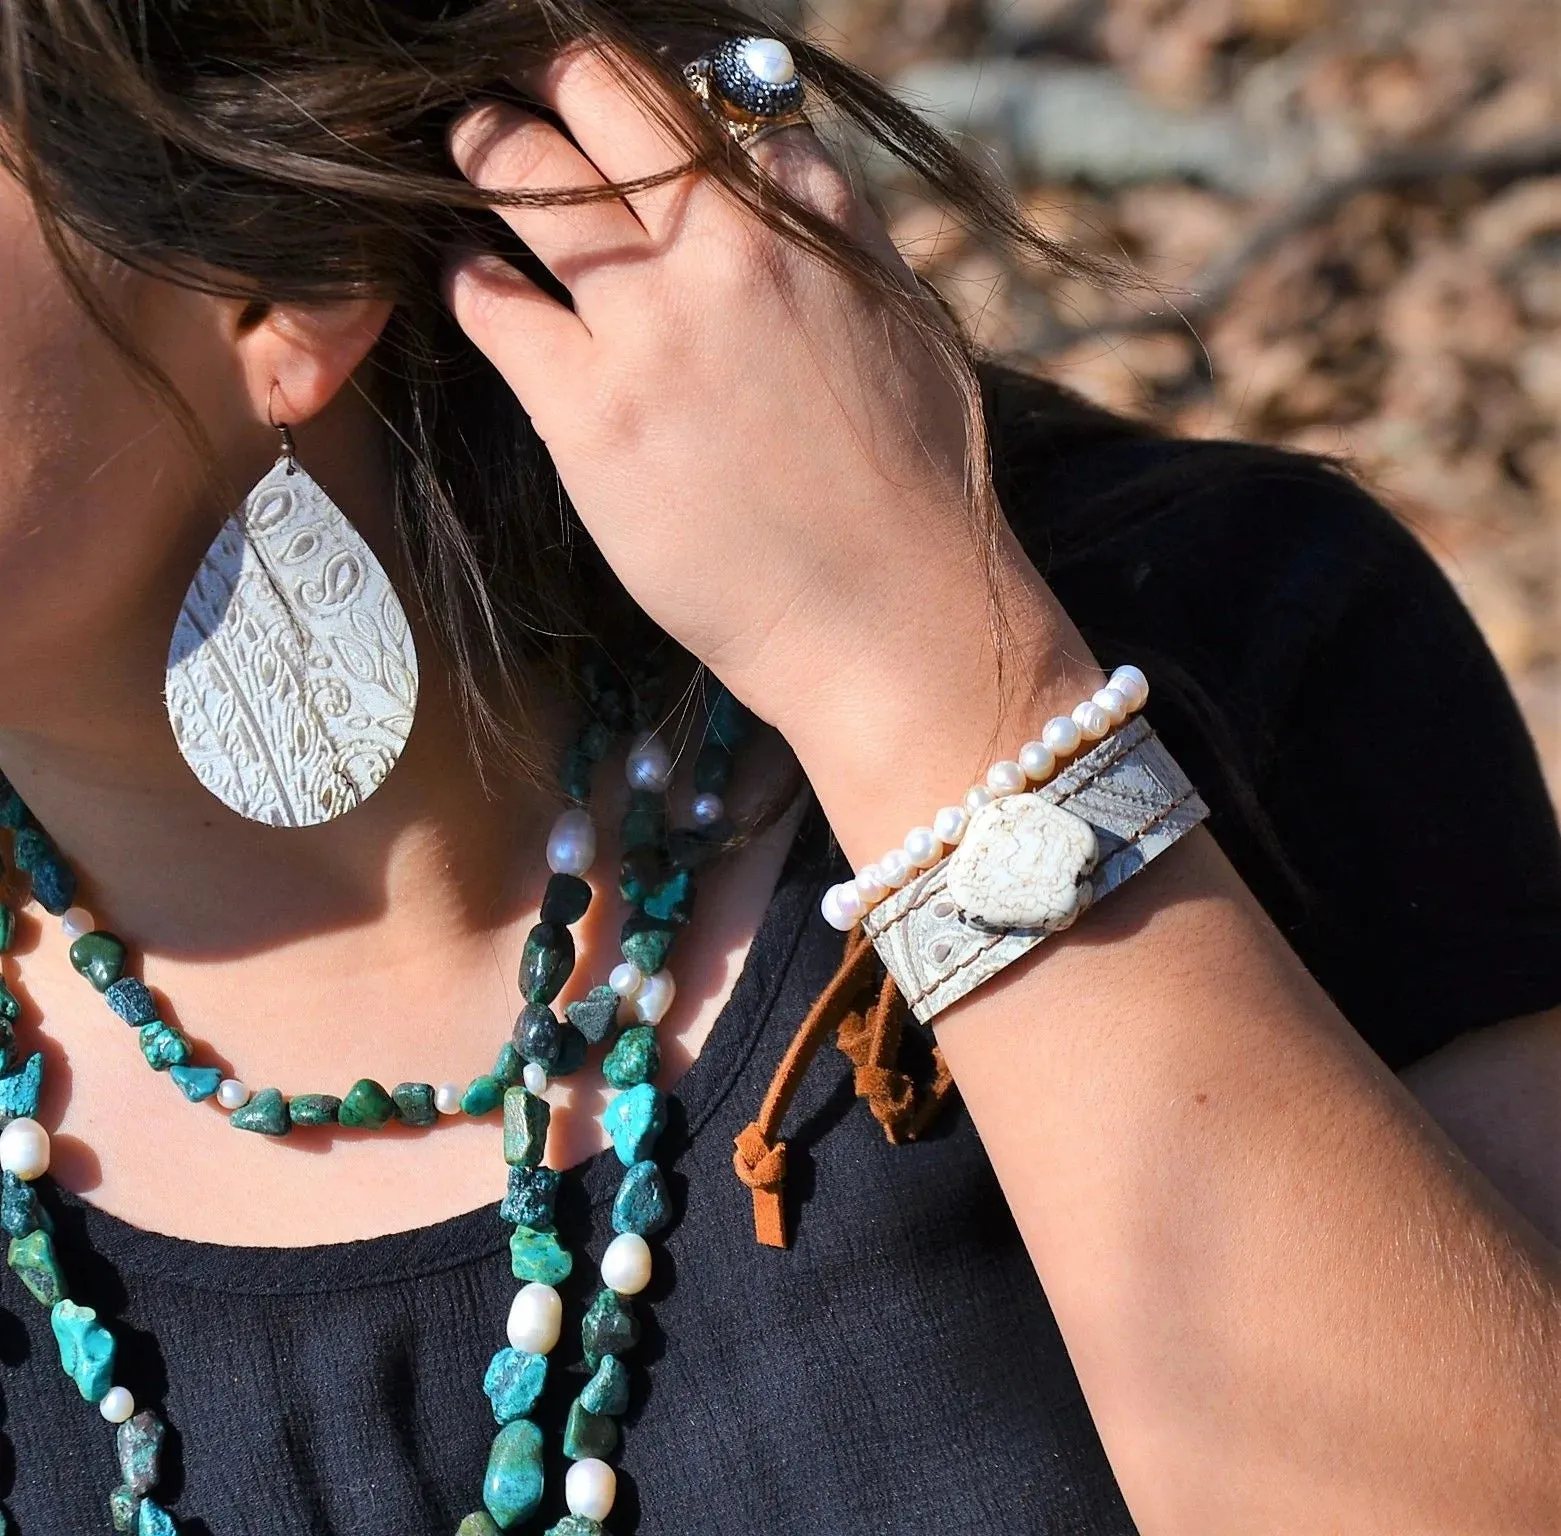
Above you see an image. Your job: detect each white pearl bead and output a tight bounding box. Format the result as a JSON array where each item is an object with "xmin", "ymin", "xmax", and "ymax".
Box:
[
  {"xmin": 820, "ymin": 883, "xmax": 854, "ymax": 931},
  {"xmin": 98, "ymin": 1386, "xmax": 135, "ymax": 1424},
  {"xmin": 601, "ymin": 1232, "xmax": 653, "ymax": 1295},
  {"xmin": 435, "ymin": 1081, "xmax": 463, "ymax": 1116},
  {"xmin": 508, "ymin": 1282, "xmax": 563, "ymax": 1354},
  {"xmin": 963, "ymin": 785, "xmax": 993, "ymax": 816},
  {"xmin": 216, "ymin": 1079, "xmax": 250, "ymax": 1111},
  {"xmin": 1110, "ymin": 664, "xmax": 1149, "ymax": 710},
  {"xmin": 1018, "ymin": 740, "xmax": 1056, "ymax": 782},
  {"xmin": 1072, "ymin": 701, "xmax": 1111, "ymax": 741},
  {"xmin": 878, "ymin": 849, "xmax": 913, "ymax": 889},
  {"xmin": 931, "ymin": 805, "xmax": 968, "ymax": 844},
  {"xmin": 1092, "ymin": 686, "xmax": 1128, "ymax": 725},
  {"xmin": 522, "ymin": 1063, "xmax": 548, "ymax": 1095},
  {"xmin": 625, "ymin": 731, "xmax": 673, "ymax": 793},
  {"xmin": 546, "ymin": 808, "xmax": 597, "ymax": 876},
  {"xmin": 566, "ymin": 1458, "xmax": 617, "ymax": 1521},
  {"xmin": 853, "ymin": 864, "xmax": 890, "ymax": 904},
  {"xmin": 633, "ymin": 970, "xmax": 676, "ymax": 1025},
  {"xmin": 609, "ymin": 962, "xmax": 644, "ymax": 1000},
  {"xmin": 903, "ymin": 827, "xmax": 942, "ymax": 868},
  {"xmin": 741, "ymin": 36, "xmax": 796, "ymax": 86},
  {"xmin": 0, "ymin": 1118, "xmax": 49, "ymax": 1182},
  {"xmin": 985, "ymin": 760, "xmax": 1026, "ymax": 796},
  {"xmin": 1040, "ymin": 715, "xmax": 1082, "ymax": 757},
  {"xmin": 690, "ymin": 792, "xmax": 724, "ymax": 826},
  {"xmin": 60, "ymin": 906, "xmax": 95, "ymax": 940}
]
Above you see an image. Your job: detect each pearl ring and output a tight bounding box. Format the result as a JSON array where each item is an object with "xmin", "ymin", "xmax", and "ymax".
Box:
[{"xmin": 683, "ymin": 36, "xmax": 810, "ymax": 149}]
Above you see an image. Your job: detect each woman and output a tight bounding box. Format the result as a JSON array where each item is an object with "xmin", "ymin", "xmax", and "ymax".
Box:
[{"xmin": 0, "ymin": 3, "xmax": 1556, "ymax": 1533}]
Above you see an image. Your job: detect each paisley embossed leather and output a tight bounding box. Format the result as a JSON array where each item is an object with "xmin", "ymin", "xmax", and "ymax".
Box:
[{"xmin": 164, "ymin": 455, "xmax": 419, "ymax": 826}]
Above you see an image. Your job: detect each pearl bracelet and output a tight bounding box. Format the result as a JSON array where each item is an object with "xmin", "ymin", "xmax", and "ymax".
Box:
[{"xmin": 820, "ymin": 665, "xmax": 1150, "ymax": 932}]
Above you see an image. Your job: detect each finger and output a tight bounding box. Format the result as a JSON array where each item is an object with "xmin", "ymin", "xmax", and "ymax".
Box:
[
  {"xmin": 749, "ymin": 126, "xmax": 919, "ymax": 288},
  {"xmin": 445, "ymin": 251, "xmax": 589, "ymax": 410},
  {"xmin": 528, "ymin": 45, "xmax": 701, "ymax": 233},
  {"xmin": 449, "ymin": 101, "xmax": 649, "ymax": 286}
]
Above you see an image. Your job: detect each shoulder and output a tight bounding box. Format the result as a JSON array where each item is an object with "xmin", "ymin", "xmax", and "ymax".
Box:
[{"xmin": 982, "ymin": 364, "xmax": 1561, "ymax": 1069}]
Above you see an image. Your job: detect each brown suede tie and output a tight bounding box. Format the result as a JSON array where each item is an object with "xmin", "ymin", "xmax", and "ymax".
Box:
[{"xmin": 732, "ymin": 928, "xmax": 959, "ymax": 1247}]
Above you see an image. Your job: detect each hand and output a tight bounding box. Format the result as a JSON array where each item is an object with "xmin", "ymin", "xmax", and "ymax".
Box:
[{"xmin": 445, "ymin": 44, "xmax": 1039, "ymax": 738}]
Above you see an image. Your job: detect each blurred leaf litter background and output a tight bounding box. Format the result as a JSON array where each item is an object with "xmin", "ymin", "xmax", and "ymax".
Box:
[{"xmin": 778, "ymin": 0, "xmax": 1561, "ymax": 798}]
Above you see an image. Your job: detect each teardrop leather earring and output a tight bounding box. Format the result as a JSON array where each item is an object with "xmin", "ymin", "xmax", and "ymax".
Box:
[{"xmin": 164, "ymin": 420, "xmax": 420, "ymax": 827}]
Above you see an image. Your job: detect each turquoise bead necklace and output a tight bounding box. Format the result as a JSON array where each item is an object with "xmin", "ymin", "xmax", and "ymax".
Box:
[{"xmin": 0, "ymin": 656, "xmax": 755, "ymax": 1534}]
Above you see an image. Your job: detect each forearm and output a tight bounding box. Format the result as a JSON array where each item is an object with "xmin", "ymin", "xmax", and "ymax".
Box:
[{"xmin": 781, "ymin": 545, "xmax": 1561, "ymax": 1534}]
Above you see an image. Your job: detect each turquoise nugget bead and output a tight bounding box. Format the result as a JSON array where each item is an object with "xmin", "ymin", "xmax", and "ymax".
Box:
[
  {"xmin": 137, "ymin": 1500, "xmax": 177, "ymax": 1536},
  {"xmin": 579, "ymin": 1354, "xmax": 630, "ymax": 1417},
  {"xmin": 8, "ymin": 1228, "xmax": 65, "ymax": 1305},
  {"xmin": 500, "ymin": 1166, "xmax": 560, "ymax": 1229},
  {"xmin": 502, "ymin": 1087, "xmax": 549, "ymax": 1168},
  {"xmin": 338, "ymin": 1078, "xmax": 395, "ymax": 1129},
  {"xmin": 601, "ymin": 1082, "xmax": 665, "ymax": 1166},
  {"xmin": 509, "ymin": 1225, "xmax": 572, "ymax": 1285},
  {"xmin": 544, "ymin": 1519, "xmax": 605, "ymax": 1536},
  {"xmin": 642, "ymin": 867, "xmax": 693, "ymax": 925},
  {"xmin": 14, "ymin": 827, "xmax": 76, "ymax": 914},
  {"xmin": 0, "ymin": 980, "xmax": 17, "ymax": 1023},
  {"xmin": 169, "ymin": 1065, "xmax": 221, "ymax": 1103},
  {"xmin": 392, "ymin": 1082, "xmax": 437, "ymax": 1127},
  {"xmin": 68, "ymin": 930, "xmax": 126, "ymax": 992},
  {"xmin": 0, "ymin": 1052, "xmax": 44, "ymax": 1122},
  {"xmin": 562, "ymin": 1398, "xmax": 618, "ymax": 1461},
  {"xmin": 519, "ymin": 922, "xmax": 574, "ymax": 1006},
  {"xmin": 287, "ymin": 1094, "xmax": 341, "ymax": 1127},
  {"xmin": 109, "ymin": 1484, "xmax": 139, "ymax": 1533},
  {"xmin": 117, "ymin": 1410, "xmax": 165, "ymax": 1496},
  {"xmin": 462, "ymin": 1074, "xmax": 504, "ymax": 1116},
  {"xmin": 0, "ymin": 905, "xmax": 12, "ymax": 954},
  {"xmin": 104, "ymin": 978, "xmax": 158, "ymax": 1026},
  {"xmin": 1, "ymin": 1170, "xmax": 48, "ymax": 1239},
  {"xmin": 581, "ymin": 1288, "xmax": 638, "ymax": 1369},
  {"xmin": 138, "ymin": 1023, "xmax": 190, "ymax": 1072},
  {"xmin": 482, "ymin": 1418, "xmax": 545, "ymax": 1529},
  {"xmin": 565, "ymin": 986, "xmax": 618, "ymax": 1045},
  {"xmin": 612, "ymin": 1160, "xmax": 670, "ymax": 1236},
  {"xmin": 602, "ymin": 1027, "xmax": 659, "ymax": 1089},
  {"xmin": 51, "ymin": 1299, "xmax": 116, "ymax": 1401},
  {"xmin": 482, "ymin": 1347, "xmax": 547, "ymax": 1424},
  {"xmin": 230, "ymin": 1088, "xmax": 289, "ymax": 1136}
]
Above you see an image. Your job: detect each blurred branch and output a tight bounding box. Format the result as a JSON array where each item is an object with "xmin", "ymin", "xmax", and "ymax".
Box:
[{"xmin": 1037, "ymin": 127, "xmax": 1561, "ymax": 353}]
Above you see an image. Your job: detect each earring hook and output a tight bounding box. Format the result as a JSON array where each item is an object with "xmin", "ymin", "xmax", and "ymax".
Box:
[{"xmin": 266, "ymin": 383, "xmax": 299, "ymax": 476}]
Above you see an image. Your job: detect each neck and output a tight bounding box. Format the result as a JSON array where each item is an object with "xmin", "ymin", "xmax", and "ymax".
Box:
[{"xmin": 0, "ymin": 411, "xmax": 575, "ymax": 961}]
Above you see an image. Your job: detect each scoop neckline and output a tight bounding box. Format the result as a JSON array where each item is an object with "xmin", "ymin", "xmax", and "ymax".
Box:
[{"xmin": 44, "ymin": 801, "xmax": 835, "ymax": 1297}]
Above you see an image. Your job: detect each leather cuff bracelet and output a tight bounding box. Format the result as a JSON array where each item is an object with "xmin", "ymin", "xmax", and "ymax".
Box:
[{"xmin": 861, "ymin": 716, "xmax": 1208, "ymax": 1024}]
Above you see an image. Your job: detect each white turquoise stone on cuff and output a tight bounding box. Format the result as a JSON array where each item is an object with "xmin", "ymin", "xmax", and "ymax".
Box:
[{"xmin": 945, "ymin": 794, "xmax": 1097, "ymax": 930}]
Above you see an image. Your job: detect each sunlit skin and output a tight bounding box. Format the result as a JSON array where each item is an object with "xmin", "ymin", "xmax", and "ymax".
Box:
[{"xmin": 1, "ymin": 38, "xmax": 1559, "ymax": 1533}]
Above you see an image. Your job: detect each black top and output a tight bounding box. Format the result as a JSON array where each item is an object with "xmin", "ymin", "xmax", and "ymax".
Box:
[{"xmin": 7, "ymin": 420, "xmax": 1561, "ymax": 1536}]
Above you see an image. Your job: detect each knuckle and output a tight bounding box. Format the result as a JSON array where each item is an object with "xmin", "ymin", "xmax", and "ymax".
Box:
[{"xmin": 753, "ymin": 135, "xmax": 858, "ymax": 228}]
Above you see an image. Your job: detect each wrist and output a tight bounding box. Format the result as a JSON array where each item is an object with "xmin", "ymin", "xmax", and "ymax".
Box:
[{"xmin": 772, "ymin": 538, "xmax": 1107, "ymax": 870}]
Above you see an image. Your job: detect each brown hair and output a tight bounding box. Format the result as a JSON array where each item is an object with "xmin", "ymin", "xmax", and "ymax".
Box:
[{"xmin": 0, "ymin": 0, "xmax": 1124, "ymax": 789}]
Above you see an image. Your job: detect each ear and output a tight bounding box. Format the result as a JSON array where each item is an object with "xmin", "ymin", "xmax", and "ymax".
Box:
[{"xmin": 230, "ymin": 297, "xmax": 395, "ymax": 428}]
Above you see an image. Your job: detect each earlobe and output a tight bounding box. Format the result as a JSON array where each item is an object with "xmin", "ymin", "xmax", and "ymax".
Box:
[{"xmin": 231, "ymin": 297, "xmax": 394, "ymax": 428}]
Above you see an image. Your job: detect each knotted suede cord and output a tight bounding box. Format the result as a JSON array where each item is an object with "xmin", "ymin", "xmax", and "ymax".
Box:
[{"xmin": 732, "ymin": 928, "xmax": 958, "ymax": 1248}]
